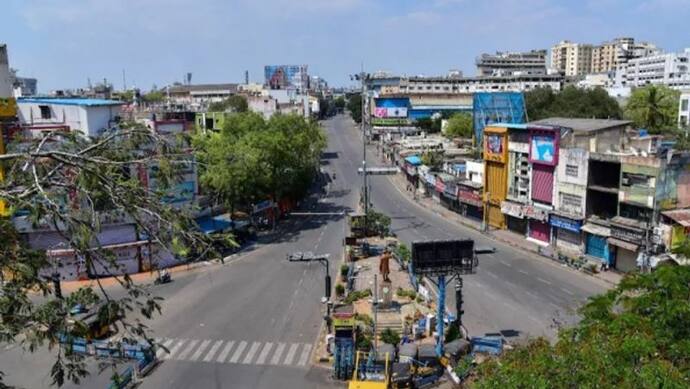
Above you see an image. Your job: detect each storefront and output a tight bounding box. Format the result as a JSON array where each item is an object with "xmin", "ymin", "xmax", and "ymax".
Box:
[
  {"xmin": 525, "ymin": 205, "xmax": 551, "ymax": 244},
  {"xmin": 403, "ymin": 155, "xmax": 421, "ymax": 187},
  {"xmin": 550, "ymin": 213, "xmax": 583, "ymax": 253},
  {"xmin": 483, "ymin": 126, "xmax": 509, "ymax": 229},
  {"xmin": 501, "ymin": 200, "xmax": 528, "ymax": 235},
  {"xmin": 457, "ymin": 182, "xmax": 484, "ymax": 221},
  {"xmin": 581, "ymin": 222, "xmax": 614, "ymax": 266},
  {"xmin": 529, "ymin": 127, "xmax": 560, "ymax": 206},
  {"xmin": 438, "ymin": 174, "xmax": 459, "ymax": 212},
  {"xmin": 610, "ymin": 217, "xmax": 646, "ymax": 272}
]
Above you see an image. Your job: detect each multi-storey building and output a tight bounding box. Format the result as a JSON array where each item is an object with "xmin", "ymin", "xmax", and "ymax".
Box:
[
  {"xmin": 550, "ymin": 40, "xmax": 594, "ymax": 76},
  {"xmin": 680, "ymin": 91, "xmax": 690, "ymax": 128},
  {"xmin": 590, "ymin": 38, "xmax": 659, "ymax": 74},
  {"xmin": 623, "ymin": 48, "xmax": 690, "ymax": 90},
  {"xmin": 476, "ymin": 50, "xmax": 547, "ymax": 76}
]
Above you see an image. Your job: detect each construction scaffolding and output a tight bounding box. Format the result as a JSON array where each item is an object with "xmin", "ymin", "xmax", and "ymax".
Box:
[{"xmin": 472, "ymin": 92, "xmax": 526, "ymax": 146}]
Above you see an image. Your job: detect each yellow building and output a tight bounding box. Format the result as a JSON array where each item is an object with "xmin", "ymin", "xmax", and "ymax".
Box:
[{"xmin": 483, "ymin": 125, "xmax": 509, "ymax": 229}]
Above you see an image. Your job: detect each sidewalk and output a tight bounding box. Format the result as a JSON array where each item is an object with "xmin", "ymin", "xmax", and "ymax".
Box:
[{"xmin": 388, "ymin": 173, "xmax": 623, "ymax": 287}]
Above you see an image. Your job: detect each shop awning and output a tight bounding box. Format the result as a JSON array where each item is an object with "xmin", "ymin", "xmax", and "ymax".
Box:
[
  {"xmin": 662, "ymin": 209, "xmax": 690, "ymax": 227},
  {"xmin": 195, "ymin": 214, "xmax": 234, "ymax": 234},
  {"xmin": 607, "ymin": 237, "xmax": 639, "ymax": 251},
  {"xmin": 581, "ymin": 223, "xmax": 611, "ymax": 237},
  {"xmin": 405, "ymin": 155, "xmax": 422, "ymax": 166}
]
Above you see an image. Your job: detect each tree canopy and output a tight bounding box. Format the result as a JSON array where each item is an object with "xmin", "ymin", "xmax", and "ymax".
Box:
[
  {"xmin": 472, "ymin": 265, "xmax": 690, "ymax": 388},
  {"xmin": 444, "ymin": 113, "xmax": 473, "ymax": 139},
  {"xmin": 347, "ymin": 94, "xmax": 362, "ymax": 123},
  {"xmin": 193, "ymin": 112, "xmax": 326, "ymax": 213},
  {"xmin": 208, "ymin": 95, "xmax": 248, "ymax": 113},
  {"xmin": 0, "ymin": 124, "xmax": 217, "ymax": 386},
  {"xmin": 525, "ymin": 86, "xmax": 623, "ymax": 121},
  {"xmin": 624, "ymin": 85, "xmax": 680, "ymax": 134},
  {"xmin": 141, "ymin": 90, "xmax": 165, "ymax": 104}
]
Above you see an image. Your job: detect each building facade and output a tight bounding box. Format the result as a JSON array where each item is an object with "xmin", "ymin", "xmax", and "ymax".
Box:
[
  {"xmin": 678, "ymin": 91, "xmax": 689, "ymax": 128},
  {"xmin": 17, "ymin": 98, "xmax": 124, "ymax": 137},
  {"xmin": 476, "ymin": 50, "xmax": 548, "ymax": 76},
  {"xmin": 550, "ymin": 41, "xmax": 594, "ymax": 76},
  {"xmin": 623, "ymin": 48, "xmax": 690, "ymax": 90}
]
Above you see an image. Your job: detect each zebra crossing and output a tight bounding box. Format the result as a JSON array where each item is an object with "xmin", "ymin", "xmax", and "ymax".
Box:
[{"xmin": 154, "ymin": 338, "xmax": 314, "ymax": 368}]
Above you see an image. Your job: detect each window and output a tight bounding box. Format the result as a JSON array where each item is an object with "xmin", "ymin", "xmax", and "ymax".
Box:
[
  {"xmin": 565, "ymin": 164, "xmax": 578, "ymax": 177},
  {"xmin": 39, "ymin": 105, "xmax": 51, "ymax": 119},
  {"xmin": 682, "ymin": 99, "xmax": 689, "ymax": 111},
  {"xmin": 561, "ymin": 193, "xmax": 582, "ymax": 209}
]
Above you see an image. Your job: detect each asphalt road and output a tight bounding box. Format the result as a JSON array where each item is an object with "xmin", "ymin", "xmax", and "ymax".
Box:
[
  {"xmin": 328, "ymin": 114, "xmax": 610, "ymax": 341},
  {"xmin": 0, "ymin": 114, "xmax": 610, "ymax": 389}
]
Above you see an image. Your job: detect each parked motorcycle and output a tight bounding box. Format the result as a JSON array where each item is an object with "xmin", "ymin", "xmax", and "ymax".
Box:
[{"xmin": 154, "ymin": 270, "xmax": 172, "ymax": 285}]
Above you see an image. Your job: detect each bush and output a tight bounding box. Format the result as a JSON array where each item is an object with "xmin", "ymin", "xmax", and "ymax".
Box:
[
  {"xmin": 356, "ymin": 333, "xmax": 372, "ymax": 351},
  {"xmin": 335, "ymin": 283, "xmax": 345, "ymax": 297},
  {"xmin": 355, "ymin": 313, "xmax": 374, "ymax": 327},
  {"xmin": 446, "ymin": 323, "xmax": 461, "ymax": 343},
  {"xmin": 396, "ymin": 244, "xmax": 411, "ymax": 264},
  {"xmin": 380, "ymin": 328, "xmax": 401, "ymax": 346},
  {"xmin": 344, "ymin": 289, "xmax": 372, "ymax": 304},
  {"xmin": 340, "ymin": 264, "xmax": 350, "ymax": 280},
  {"xmin": 396, "ymin": 287, "xmax": 416, "ymax": 299}
]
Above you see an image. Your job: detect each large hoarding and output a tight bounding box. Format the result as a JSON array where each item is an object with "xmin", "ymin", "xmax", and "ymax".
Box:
[
  {"xmin": 411, "ymin": 239, "xmax": 477, "ymax": 275},
  {"xmin": 264, "ymin": 65, "xmax": 309, "ymax": 90},
  {"xmin": 473, "ymin": 92, "xmax": 526, "ymax": 146}
]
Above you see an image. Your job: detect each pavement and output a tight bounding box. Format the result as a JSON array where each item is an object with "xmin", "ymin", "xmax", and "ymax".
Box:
[{"xmin": 0, "ymin": 114, "xmax": 615, "ymax": 389}]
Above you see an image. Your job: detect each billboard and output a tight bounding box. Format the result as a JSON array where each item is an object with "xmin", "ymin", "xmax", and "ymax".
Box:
[
  {"xmin": 374, "ymin": 107, "xmax": 408, "ymax": 118},
  {"xmin": 264, "ymin": 65, "xmax": 309, "ymax": 90},
  {"xmin": 529, "ymin": 129, "xmax": 559, "ymax": 166},
  {"xmin": 411, "ymin": 240, "xmax": 477, "ymax": 275},
  {"xmin": 473, "ymin": 92, "xmax": 526, "ymax": 145}
]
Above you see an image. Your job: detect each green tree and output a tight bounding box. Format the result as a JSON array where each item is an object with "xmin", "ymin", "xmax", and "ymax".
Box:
[
  {"xmin": 421, "ymin": 150, "xmax": 444, "ymax": 170},
  {"xmin": 525, "ymin": 86, "xmax": 622, "ymax": 121},
  {"xmin": 334, "ymin": 96, "xmax": 346, "ymax": 110},
  {"xmin": 142, "ymin": 90, "xmax": 165, "ymax": 104},
  {"xmin": 0, "ymin": 124, "xmax": 218, "ymax": 386},
  {"xmin": 625, "ymin": 85, "xmax": 680, "ymax": 133},
  {"xmin": 473, "ymin": 265, "xmax": 690, "ymax": 388},
  {"xmin": 444, "ymin": 113, "xmax": 473, "ymax": 138},
  {"xmin": 347, "ymin": 94, "xmax": 362, "ymax": 123},
  {"xmin": 380, "ymin": 328, "xmax": 401, "ymax": 346}
]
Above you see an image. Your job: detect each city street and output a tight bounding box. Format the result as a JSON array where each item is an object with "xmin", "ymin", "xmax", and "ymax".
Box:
[{"xmin": 0, "ymin": 115, "xmax": 610, "ymax": 389}]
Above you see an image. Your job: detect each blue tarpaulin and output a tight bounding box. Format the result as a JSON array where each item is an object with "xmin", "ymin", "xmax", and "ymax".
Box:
[
  {"xmin": 405, "ymin": 155, "xmax": 422, "ymax": 166},
  {"xmin": 195, "ymin": 215, "xmax": 234, "ymax": 234}
]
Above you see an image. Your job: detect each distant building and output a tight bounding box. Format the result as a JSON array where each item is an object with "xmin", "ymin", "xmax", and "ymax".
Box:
[
  {"xmin": 14, "ymin": 77, "xmax": 37, "ymax": 97},
  {"xmin": 623, "ymin": 48, "xmax": 690, "ymax": 90},
  {"xmin": 17, "ymin": 97, "xmax": 124, "ymax": 137},
  {"xmin": 0, "ymin": 44, "xmax": 12, "ymax": 98},
  {"xmin": 591, "ymin": 38, "xmax": 660, "ymax": 73},
  {"xmin": 167, "ymin": 83, "xmax": 239, "ymax": 109},
  {"xmin": 551, "ymin": 40, "xmax": 594, "ymax": 76},
  {"xmin": 680, "ymin": 91, "xmax": 690, "ymax": 128},
  {"xmin": 476, "ymin": 50, "xmax": 547, "ymax": 76},
  {"xmin": 264, "ymin": 65, "xmax": 309, "ymax": 91},
  {"xmin": 398, "ymin": 74, "xmax": 562, "ymax": 94}
]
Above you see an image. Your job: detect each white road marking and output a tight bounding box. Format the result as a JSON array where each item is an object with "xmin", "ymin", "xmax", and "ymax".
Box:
[
  {"xmin": 155, "ymin": 339, "xmax": 174, "ymax": 358},
  {"xmin": 255, "ymin": 342, "xmax": 274, "ymax": 365},
  {"xmin": 525, "ymin": 291, "xmax": 538, "ymax": 299},
  {"xmin": 487, "ymin": 272, "xmax": 499, "ymax": 280},
  {"xmin": 537, "ymin": 277, "xmax": 552, "ymax": 285},
  {"xmin": 203, "ymin": 340, "xmax": 224, "ymax": 362},
  {"xmin": 283, "ymin": 343, "xmax": 299, "ymax": 365},
  {"xmin": 270, "ymin": 343, "xmax": 287, "ymax": 365},
  {"xmin": 229, "ymin": 341, "xmax": 248, "ymax": 363},
  {"xmin": 297, "ymin": 344, "xmax": 312, "ymax": 366},
  {"xmin": 242, "ymin": 342, "xmax": 261, "ymax": 364},
  {"xmin": 217, "ymin": 341, "xmax": 235, "ymax": 362},
  {"xmin": 176, "ymin": 339, "xmax": 199, "ymax": 360},
  {"xmin": 163, "ymin": 339, "xmax": 187, "ymax": 360},
  {"xmin": 190, "ymin": 340, "xmax": 211, "ymax": 361},
  {"xmin": 561, "ymin": 288, "xmax": 574, "ymax": 296},
  {"xmin": 549, "ymin": 302, "xmax": 560, "ymax": 310},
  {"xmin": 518, "ymin": 269, "xmax": 529, "ymax": 275},
  {"xmin": 499, "ymin": 260, "xmax": 512, "ymax": 267}
]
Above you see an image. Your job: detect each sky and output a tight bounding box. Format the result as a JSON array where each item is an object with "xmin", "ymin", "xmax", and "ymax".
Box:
[{"xmin": 1, "ymin": 0, "xmax": 689, "ymax": 92}]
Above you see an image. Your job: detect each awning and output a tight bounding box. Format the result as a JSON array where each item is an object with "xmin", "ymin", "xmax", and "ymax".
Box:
[
  {"xmin": 405, "ymin": 155, "xmax": 422, "ymax": 166},
  {"xmin": 607, "ymin": 237, "xmax": 639, "ymax": 252},
  {"xmin": 662, "ymin": 209, "xmax": 690, "ymax": 227},
  {"xmin": 581, "ymin": 223, "xmax": 611, "ymax": 237},
  {"xmin": 195, "ymin": 214, "xmax": 234, "ymax": 234}
]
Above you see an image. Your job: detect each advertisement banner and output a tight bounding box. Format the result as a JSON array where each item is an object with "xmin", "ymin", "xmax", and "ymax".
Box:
[
  {"xmin": 458, "ymin": 190, "xmax": 482, "ymax": 207},
  {"xmin": 550, "ymin": 215, "xmax": 581, "ymax": 233},
  {"xmin": 529, "ymin": 129, "xmax": 559, "ymax": 166},
  {"xmin": 374, "ymin": 107, "xmax": 408, "ymax": 118}
]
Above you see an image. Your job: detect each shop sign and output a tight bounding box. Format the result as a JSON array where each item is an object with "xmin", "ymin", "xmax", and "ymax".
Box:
[
  {"xmin": 550, "ymin": 215, "xmax": 581, "ymax": 233},
  {"xmin": 435, "ymin": 179, "xmax": 445, "ymax": 193},
  {"xmin": 501, "ymin": 201, "xmax": 524, "ymax": 218},
  {"xmin": 444, "ymin": 184, "xmax": 457, "ymax": 199},
  {"xmin": 524, "ymin": 205, "xmax": 549, "ymax": 222},
  {"xmin": 253, "ymin": 200, "xmax": 275, "ymax": 213},
  {"xmin": 611, "ymin": 225, "xmax": 645, "ymax": 243},
  {"xmin": 425, "ymin": 173, "xmax": 436, "ymax": 186},
  {"xmin": 459, "ymin": 190, "xmax": 482, "ymax": 207}
]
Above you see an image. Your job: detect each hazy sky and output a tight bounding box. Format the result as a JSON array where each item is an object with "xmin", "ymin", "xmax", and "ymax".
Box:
[{"xmin": 1, "ymin": 0, "xmax": 689, "ymax": 92}]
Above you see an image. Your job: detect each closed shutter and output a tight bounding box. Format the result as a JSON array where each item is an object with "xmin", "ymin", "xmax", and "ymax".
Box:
[
  {"xmin": 531, "ymin": 165, "xmax": 554, "ymax": 204},
  {"xmin": 586, "ymin": 233, "xmax": 608, "ymax": 262},
  {"xmin": 529, "ymin": 220, "xmax": 550, "ymax": 242}
]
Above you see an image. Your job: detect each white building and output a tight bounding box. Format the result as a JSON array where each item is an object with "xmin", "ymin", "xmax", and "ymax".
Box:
[
  {"xmin": 167, "ymin": 83, "xmax": 239, "ymax": 109},
  {"xmin": 680, "ymin": 91, "xmax": 690, "ymax": 128},
  {"xmin": 17, "ymin": 98, "xmax": 124, "ymax": 137},
  {"xmin": 623, "ymin": 48, "xmax": 690, "ymax": 90},
  {"xmin": 399, "ymin": 74, "xmax": 563, "ymax": 94}
]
